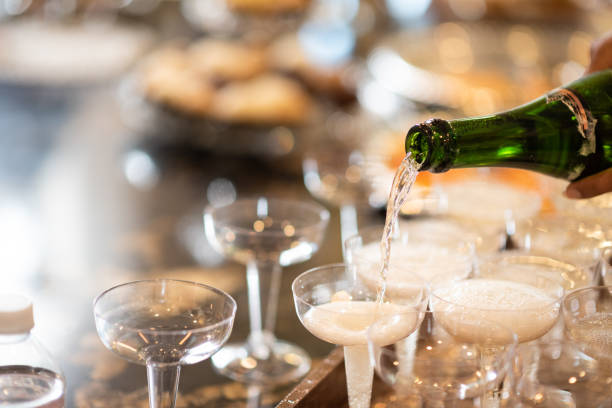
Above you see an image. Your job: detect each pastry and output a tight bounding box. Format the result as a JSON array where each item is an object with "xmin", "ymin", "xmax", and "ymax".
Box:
[
  {"xmin": 141, "ymin": 47, "xmax": 214, "ymax": 116},
  {"xmin": 225, "ymin": 0, "xmax": 310, "ymax": 14},
  {"xmin": 212, "ymin": 74, "xmax": 313, "ymax": 124},
  {"xmin": 188, "ymin": 39, "xmax": 267, "ymax": 82}
]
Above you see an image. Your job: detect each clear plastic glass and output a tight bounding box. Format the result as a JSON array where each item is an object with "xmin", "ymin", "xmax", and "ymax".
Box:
[
  {"xmin": 204, "ymin": 197, "xmax": 329, "ymax": 385},
  {"xmin": 292, "ymin": 263, "xmax": 427, "ymax": 408},
  {"xmin": 495, "ymin": 214, "xmax": 608, "ymax": 287},
  {"xmin": 345, "ymin": 221, "xmax": 478, "ymax": 291},
  {"xmin": 511, "ymin": 341, "xmax": 611, "ymax": 408},
  {"xmin": 368, "ymin": 311, "xmax": 517, "ymax": 407},
  {"xmin": 0, "ymin": 326, "xmax": 65, "ymax": 407},
  {"xmin": 93, "ymin": 279, "xmax": 237, "ymax": 408},
  {"xmin": 562, "ymin": 285, "xmax": 612, "ymax": 364},
  {"xmin": 432, "ymin": 256, "xmax": 564, "ymax": 344}
]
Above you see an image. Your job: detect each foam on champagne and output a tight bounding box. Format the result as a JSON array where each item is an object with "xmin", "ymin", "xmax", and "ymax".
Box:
[{"xmin": 432, "ymin": 279, "xmax": 560, "ymax": 343}]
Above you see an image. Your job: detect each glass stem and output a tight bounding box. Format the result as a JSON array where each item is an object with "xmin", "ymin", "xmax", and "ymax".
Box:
[
  {"xmin": 340, "ymin": 204, "xmax": 358, "ymax": 261},
  {"xmin": 481, "ymin": 347, "xmax": 502, "ymax": 408},
  {"xmin": 246, "ymin": 260, "xmax": 281, "ymax": 359},
  {"xmin": 146, "ymin": 364, "xmax": 181, "ymax": 408},
  {"xmin": 343, "ymin": 345, "xmax": 373, "ymax": 408}
]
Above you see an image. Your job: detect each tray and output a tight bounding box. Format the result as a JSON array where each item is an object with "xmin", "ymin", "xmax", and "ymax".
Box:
[{"xmin": 276, "ymin": 347, "xmax": 394, "ymax": 408}]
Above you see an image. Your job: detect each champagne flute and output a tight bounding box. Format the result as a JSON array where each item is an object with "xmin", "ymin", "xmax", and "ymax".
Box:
[
  {"xmin": 204, "ymin": 197, "xmax": 329, "ymax": 385},
  {"xmin": 292, "ymin": 263, "xmax": 427, "ymax": 408},
  {"xmin": 93, "ymin": 279, "xmax": 237, "ymax": 408}
]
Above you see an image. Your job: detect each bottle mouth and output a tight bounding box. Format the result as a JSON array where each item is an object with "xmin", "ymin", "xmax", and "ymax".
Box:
[{"xmin": 405, "ymin": 123, "xmax": 432, "ymax": 169}]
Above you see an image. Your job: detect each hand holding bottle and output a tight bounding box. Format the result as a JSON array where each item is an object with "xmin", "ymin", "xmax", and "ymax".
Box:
[{"xmin": 565, "ymin": 32, "xmax": 612, "ymax": 199}]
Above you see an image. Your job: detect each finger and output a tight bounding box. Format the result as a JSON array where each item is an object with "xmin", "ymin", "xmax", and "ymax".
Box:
[
  {"xmin": 564, "ymin": 168, "xmax": 612, "ymax": 199},
  {"xmin": 586, "ymin": 31, "xmax": 612, "ymax": 74}
]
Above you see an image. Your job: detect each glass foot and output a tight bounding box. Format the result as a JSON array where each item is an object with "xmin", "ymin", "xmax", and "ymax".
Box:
[{"xmin": 211, "ymin": 339, "xmax": 311, "ymax": 385}]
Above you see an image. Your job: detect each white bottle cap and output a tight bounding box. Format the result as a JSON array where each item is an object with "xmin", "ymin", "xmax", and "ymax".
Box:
[{"xmin": 0, "ymin": 294, "xmax": 34, "ymax": 334}]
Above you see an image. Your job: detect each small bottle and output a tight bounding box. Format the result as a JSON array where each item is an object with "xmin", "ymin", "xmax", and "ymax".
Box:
[
  {"xmin": 0, "ymin": 294, "xmax": 65, "ymax": 408},
  {"xmin": 405, "ymin": 69, "xmax": 612, "ymax": 181}
]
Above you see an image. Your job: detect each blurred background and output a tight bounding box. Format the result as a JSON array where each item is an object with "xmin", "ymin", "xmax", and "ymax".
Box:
[{"xmin": 1, "ymin": 0, "xmax": 611, "ymax": 406}]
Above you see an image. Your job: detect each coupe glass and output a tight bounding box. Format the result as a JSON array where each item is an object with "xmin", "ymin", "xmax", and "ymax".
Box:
[
  {"xmin": 292, "ymin": 263, "xmax": 427, "ymax": 408},
  {"xmin": 344, "ymin": 220, "xmax": 478, "ymax": 290},
  {"xmin": 512, "ymin": 341, "xmax": 612, "ymax": 408},
  {"xmin": 439, "ymin": 179, "xmax": 542, "ymax": 238},
  {"xmin": 431, "ymin": 256, "xmax": 565, "ymax": 344},
  {"xmin": 204, "ymin": 197, "xmax": 329, "ymax": 385},
  {"xmin": 562, "ymin": 285, "xmax": 612, "ymax": 363},
  {"xmin": 368, "ymin": 311, "xmax": 518, "ymax": 407},
  {"xmin": 302, "ymin": 137, "xmax": 389, "ymax": 258},
  {"xmin": 498, "ymin": 214, "xmax": 608, "ymax": 285},
  {"xmin": 93, "ymin": 279, "xmax": 237, "ymax": 408}
]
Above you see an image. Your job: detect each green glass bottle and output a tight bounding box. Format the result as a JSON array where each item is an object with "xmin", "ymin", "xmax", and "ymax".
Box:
[{"xmin": 405, "ymin": 69, "xmax": 612, "ymax": 181}]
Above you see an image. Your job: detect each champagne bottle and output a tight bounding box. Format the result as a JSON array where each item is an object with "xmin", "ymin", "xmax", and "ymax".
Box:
[{"xmin": 405, "ymin": 69, "xmax": 612, "ymax": 181}]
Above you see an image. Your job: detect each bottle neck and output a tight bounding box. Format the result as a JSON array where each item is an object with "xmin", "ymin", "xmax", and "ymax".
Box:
[
  {"xmin": 405, "ymin": 118, "xmax": 457, "ymax": 172},
  {"xmin": 405, "ymin": 69, "xmax": 612, "ymax": 180}
]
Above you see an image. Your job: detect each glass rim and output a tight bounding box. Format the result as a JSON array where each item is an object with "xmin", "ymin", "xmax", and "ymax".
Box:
[
  {"xmin": 344, "ymin": 223, "xmax": 478, "ymax": 249},
  {"xmin": 430, "ymin": 277, "xmax": 564, "ymax": 313},
  {"xmin": 93, "ymin": 278, "xmax": 237, "ymax": 335},
  {"xmin": 367, "ymin": 310, "xmax": 519, "ymax": 348},
  {"xmin": 204, "ymin": 196, "xmax": 330, "ymax": 237},
  {"xmin": 292, "ymin": 263, "xmax": 428, "ymax": 310},
  {"xmin": 563, "ymin": 284, "xmax": 612, "ymax": 304}
]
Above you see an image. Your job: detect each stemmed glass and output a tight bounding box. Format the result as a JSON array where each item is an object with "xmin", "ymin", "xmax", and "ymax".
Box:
[
  {"xmin": 204, "ymin": 197, "xmax": 329, "ymax": 385},
  {"xmin": 431, "ymin": 256, "xmax": 564, "ymax": 344},
  {"xmin": 368, "ymin": 311, "xmax": 518, "ymax": 407},
  {"xmin": 430, "ymin": 257, "xmax": 565, "ymax": 407},
  {"xmin": 93, "ymin": 279, "xmax": 237, "ymax": 408},
  {"xmin": 292, "ymin": 263, "xmax": 427, "ymax": 408},
  {"xmin": 302, "ymin": 136, "xmax": 389, "ymax": 259},
  {"xmin": 498, "ymin": 214, "xmax": 608, "ymax": 285},
  {"xmin": 563, "ymin": 285, "xmax": 612, "ymax": 363},
  {"xmin": 344, "ymin": 221, "xmax": 477, "ymax": 290},
  {"xmin": 512, "ymin": 340, "xmax": 611, "ymax": 407}
]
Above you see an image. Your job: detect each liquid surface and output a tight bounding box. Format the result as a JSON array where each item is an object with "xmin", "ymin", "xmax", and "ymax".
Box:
[
  {"xmin": 302, "ymin": 300, "xmax": 418, "ymax": 346},
  {"xmin": 0, "ymin": 366, "xmax": 64, "ymax": 408},
  {"xmin": 97, "ymin": 306, "xmax": 232, "ymax": 365},
  {"xmin": 432, "ymin": 279, "xmax": 560, "ymax": 343}
]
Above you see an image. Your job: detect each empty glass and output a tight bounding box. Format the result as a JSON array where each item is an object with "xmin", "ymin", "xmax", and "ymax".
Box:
[
  {"xmin": 302, "ymin": 135, "xmax": 390, "ymax": 258},
  {"xmin": 368, "ymin": 311, "xmax": 518, "ymax": 407},
  {"xmin": 93, "ymin": 279, "xmax": 237, "ymax": 408},
  {"xmin": 512, "ymin": 341, "xmax": 612, "ymax": 408},
  {"xmin": 292, "ymin": 263, "xmax": 427, "ymax": 408},
  {"xmin": 563, "ymin": 285, "xmax": 612, "ymax": 364},
  {"xmin": 204, "ymin": 197, "xmax": 329, "ymax": 385}
]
